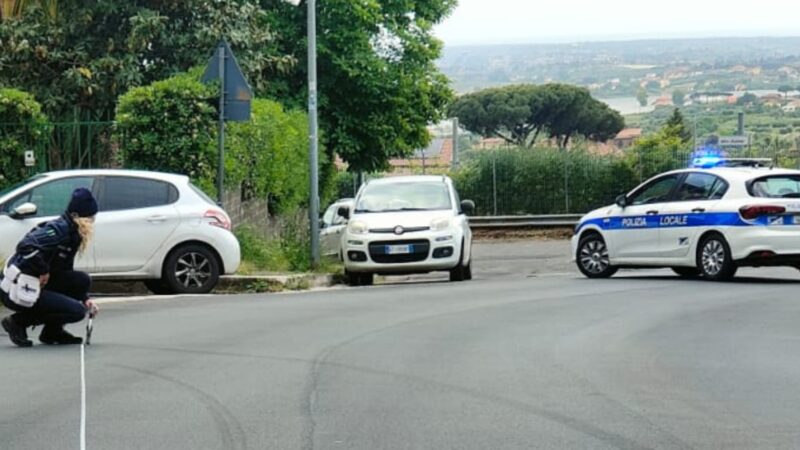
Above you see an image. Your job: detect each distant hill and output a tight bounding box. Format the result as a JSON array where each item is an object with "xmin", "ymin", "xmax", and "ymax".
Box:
[{"xmin": 438, "ymin": 37, "xmax": 800, "ymax": 97}]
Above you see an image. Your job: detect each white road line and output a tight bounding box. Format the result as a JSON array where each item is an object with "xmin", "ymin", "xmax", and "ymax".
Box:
[{"xmin": 80, "ymin": 344, "xmax": 86, "ymax": 450}]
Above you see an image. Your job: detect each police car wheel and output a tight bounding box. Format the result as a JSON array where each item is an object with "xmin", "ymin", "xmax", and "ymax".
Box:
[
  {"xmin": 577, "ymin": 234, "xmax": 617, "ymax": 278},
  {"xmin": 697, "ymin": 234, "xmax": 737, "ymax": 281},
  {"xmin": 163, "ymin": 244, "xmax": 221, "ymax": 294},
  {"xmin": 671, "ymin": 267, "xmax": 701, "ymax": 278}
]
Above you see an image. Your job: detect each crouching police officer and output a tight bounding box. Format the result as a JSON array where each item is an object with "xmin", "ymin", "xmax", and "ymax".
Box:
[{"xmin": 1, "ymin": 188, "xmax": 100, "ymax": 347}]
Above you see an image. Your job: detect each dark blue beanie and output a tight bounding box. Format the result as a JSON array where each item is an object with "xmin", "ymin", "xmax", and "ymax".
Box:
[{"xmin": 67, "ymin": 188, "xmax": 98, "ymax": 217}]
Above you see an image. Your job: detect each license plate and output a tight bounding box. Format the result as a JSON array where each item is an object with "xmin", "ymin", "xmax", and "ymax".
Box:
[{"xmin": 386, "ymin": 245, "xmax": 413, "ymax": 255}]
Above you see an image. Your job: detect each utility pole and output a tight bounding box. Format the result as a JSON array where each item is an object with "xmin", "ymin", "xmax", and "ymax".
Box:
[
  {"xmin": 217, "ymin": 44, "xmax": 226, "ymax": 206},
  {"xmin": 307, "ymin": 0, "xmax": 320, "ymax": 267},
  {"xmin": 452, "ymin": 118, "xmax": 459, "ymax": 169}
]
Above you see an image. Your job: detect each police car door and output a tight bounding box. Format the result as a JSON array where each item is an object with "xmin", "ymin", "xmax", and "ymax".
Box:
[
  {"xmin": 659, "ymin": 172, "xmax": 728, "ymax": 259},
  {"xmin": 613, "ymin": 174, "xmax": 681, "ymax": 261}
]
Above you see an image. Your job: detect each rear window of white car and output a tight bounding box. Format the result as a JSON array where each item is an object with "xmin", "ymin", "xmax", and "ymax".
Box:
[{"xmin": 748, "ymin": 175, "xmax": 800, "ymax": 198}]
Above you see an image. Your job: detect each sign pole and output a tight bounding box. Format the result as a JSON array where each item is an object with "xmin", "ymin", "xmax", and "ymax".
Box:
[{"xmin": 217, "ymin": 43, "xmax": 226, "ymax": 206}]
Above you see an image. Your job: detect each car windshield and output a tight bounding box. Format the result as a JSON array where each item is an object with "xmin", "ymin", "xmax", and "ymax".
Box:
[
  {"xmin": 355, "ymin": 181, "xmax": 452, "ymax": 213},
  {"xmin": 749, "ymin": 175, "xmax": 800, "ymax": 198}
]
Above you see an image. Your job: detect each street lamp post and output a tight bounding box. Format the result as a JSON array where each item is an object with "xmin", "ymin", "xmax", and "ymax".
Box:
[{"xmin": 285, "ymin": 0, "xmax": 320, "ymax": 267}]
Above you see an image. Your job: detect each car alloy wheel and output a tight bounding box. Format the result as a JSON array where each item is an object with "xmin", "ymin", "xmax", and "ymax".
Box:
[
  {"xmin": 696, "ymin": 234, "xmax": 737, "ymax": 281},
  {"xmin": 175, "ymin": 252, "xmax": 212, "ymax": 289},
  {"xmin": 164, "ymin": 244, "xmax": 221, "ymax": 294},
  {"xmin": 576, "ymin": 234, "xmax": 618, "ymax": 279}
]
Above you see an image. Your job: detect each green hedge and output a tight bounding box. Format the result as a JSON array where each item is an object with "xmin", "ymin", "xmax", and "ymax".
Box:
[
  {"xmin": 452, "ymin": 148, "xmax": 637, "ymax": 215},
  {"xmin": 0, "ymin": 88, "xmax": 49, "ymax": 188},
  {"xmin": 116, "ymin": 73, "xmax": 218, "ymax": 193}
]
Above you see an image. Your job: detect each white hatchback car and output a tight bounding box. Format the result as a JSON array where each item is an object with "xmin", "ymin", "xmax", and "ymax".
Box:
[
  {"xmin": 339, "ymin": 176, "xmax": 474, "ymax": 286},
  {"xmin": 573, "ymin": 160, "xmax": 800, "ymax": 281},
  {"xmin": 0, "ymin": 170, "xmax": 240, "ymax": 294},
  {"xmin": 320, "ymin": 198, "xmax": 354, "ymax": 258}
]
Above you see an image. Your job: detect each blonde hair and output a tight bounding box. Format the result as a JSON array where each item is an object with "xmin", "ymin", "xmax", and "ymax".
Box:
[{"xmin": 71, "ymin": 214, "xmax": 95, "ymax": 254}]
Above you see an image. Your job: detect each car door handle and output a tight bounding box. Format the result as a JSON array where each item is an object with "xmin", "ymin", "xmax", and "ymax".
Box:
[
  {"xmin": 146, "ymin": 215, "xmax": 167, "ymax": 223},
  {"xmin": 646, "ymin": 210, "xmax": 658, "ymax": 215},
  {"xmin": 692, "ymin": 208, "xmax": 706, "ymax": 213}
]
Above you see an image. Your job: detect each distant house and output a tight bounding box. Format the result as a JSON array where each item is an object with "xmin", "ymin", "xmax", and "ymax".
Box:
[
  {"xmin": 692, "ymin": 92, "xmax": 733, "ymax": 104},
  {"xmin": 652, "ymin": 96, "xmax": 673, "ymax": 107},
  {"xmin": 389, "ymin": 138, "xmax": 454, "ymax": 173},
  {"xmin": 782, "ymin": 100, "xmax": 800, "ymax": 113},
  {"xmin": 612, "ymin": 128, "xmax": 642, "ymax": 149}
]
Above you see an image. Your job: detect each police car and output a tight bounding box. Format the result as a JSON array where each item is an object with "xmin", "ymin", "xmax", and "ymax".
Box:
[{"xmin": 572, "ymin": 158, "xmax": 800, "ymax": 281}]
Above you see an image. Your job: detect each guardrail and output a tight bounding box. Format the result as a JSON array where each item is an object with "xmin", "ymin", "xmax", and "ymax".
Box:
[{"xmin": 469, "ymin": 214, "xmax": 583, "ymax": 229}]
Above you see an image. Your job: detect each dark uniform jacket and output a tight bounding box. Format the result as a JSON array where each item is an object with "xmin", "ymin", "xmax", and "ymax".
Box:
[{"xmin": 8, "ymin": 214, "xmax": 82, "ymax": 277}]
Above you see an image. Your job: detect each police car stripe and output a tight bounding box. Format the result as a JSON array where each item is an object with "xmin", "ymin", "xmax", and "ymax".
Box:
[{"xmin": 575, "ymin": 212, "xmax": 799, "ymax": 232}]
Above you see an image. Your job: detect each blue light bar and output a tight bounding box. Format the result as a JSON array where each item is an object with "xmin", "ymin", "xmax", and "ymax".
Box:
[{"xmin": 691, "ymin": 156, "xmax": 723, "ymax": 168}]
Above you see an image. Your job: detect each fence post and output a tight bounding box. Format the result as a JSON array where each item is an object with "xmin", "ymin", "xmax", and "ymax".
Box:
[
  {"xmin": 492, "ymin": 154, "xmax": 498, "ymax": 216},
  {"xmin": 564, "ymin": 154, "xmax": 570, "ymax": 213}
]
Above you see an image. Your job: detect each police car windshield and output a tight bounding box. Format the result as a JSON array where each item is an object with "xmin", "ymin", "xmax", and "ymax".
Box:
[
  {"xmin": 749, "ymin": 175, "xmax": 800, "ymax": 198},
  {"xmin": 355, "ymin": 182, "xmax": 452, "ymax": 213}
]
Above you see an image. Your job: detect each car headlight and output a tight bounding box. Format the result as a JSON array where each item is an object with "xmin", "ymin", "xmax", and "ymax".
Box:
[
  {"xmin": 348, "ymin": 220, "xmax": 368, "ymax": 235},
  {"xmin": 430, "ymin": 217, "xmax": 451, "ymax": 231}
]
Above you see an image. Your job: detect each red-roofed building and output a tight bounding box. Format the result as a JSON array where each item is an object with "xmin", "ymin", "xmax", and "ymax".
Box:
[{"xmin": 612, "ymin": 128, "xmax": 642, "ymax": 149}]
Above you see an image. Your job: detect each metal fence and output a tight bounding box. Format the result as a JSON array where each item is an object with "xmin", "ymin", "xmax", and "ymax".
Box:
[
  {"xmin": 0, "ymin": 121, "xmax": 120, "ymax": 175},
  {"xmin": 334, "ymin": 145, "xmax": 789, "ymax": 217}
]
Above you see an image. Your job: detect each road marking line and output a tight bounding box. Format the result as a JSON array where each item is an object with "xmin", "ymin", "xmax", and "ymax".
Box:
[{"xmin": 80, "ymin": 344, "xmax": 86, "ymax": 450}]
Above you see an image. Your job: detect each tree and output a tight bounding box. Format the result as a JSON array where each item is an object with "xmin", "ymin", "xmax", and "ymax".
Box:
[
  {"xmin": 672, "ymin": 89, "xmax": 686, "ymax": 107},
  {"xmin": 778, "ymin": 85, "xmax": 794, "ymax": 98},
  {"xmin": 449, "ymin": 84, "xmax": 624, "ymax": 148},
  {"xmin": 665, "ymin": 108, "xmax": 693, "ymax": 144},
  {"xmin": 0, "ymin": 1, "xmax": 291, "ymax": 120},
  {"xmin": 737, "ymin": 93, "xmax": 759, "ymax": 106},
  {"xmin": 260, "ymin": 0, "xmax": 456, "ymax": 173},
  {"xmin": 636, "ymin": 87, "xmax": 648, "ymax": 107}
]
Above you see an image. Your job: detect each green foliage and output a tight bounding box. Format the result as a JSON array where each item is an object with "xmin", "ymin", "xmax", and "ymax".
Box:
[
  {"xmin": 637, "ymin": 87, "xmax": 648, "ymax": 107},
  {"xmin": 449, "ymin": 84, "xmax": 625, "ymax": 148},
  {"xmin": 227, "ymin": 99, "xmax": 312, "ymax": 214},
  {"xmin": 262, "ymin": 0, "xmax": 456, "ymax": 173},
  {"xmin": 116, "ymin": 73, "xmax": 218, "ymax": 194},
  {"xmin": 627, "ymin": 122, "xmax": 691, "ymax": 182},
  {"xmin": 452, "ymin": 147, "xmax": 636, "ymax": 215},
  {"xmin": 665, "ymin": 108, "xmax": 693, "ymax": 144},
  {"xmin": 0, "ymin": 1, "xmax": 289, "ymax": 120},
  {"xmin": 235, "ymin": 224, "xmax": 311, "ymax": 273},
  {"xmin": 0, "ymin": 88, "xmax": 48, "ymax": 187},
  {"xmin": 672, "ymin": 89, "xmax": 686, "ymax": 107}
]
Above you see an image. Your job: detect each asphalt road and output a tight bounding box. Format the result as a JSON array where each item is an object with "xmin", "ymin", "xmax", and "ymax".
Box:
[{"xmin": 3, "ymin": 241, "xmax": 800, "ymax": 449}]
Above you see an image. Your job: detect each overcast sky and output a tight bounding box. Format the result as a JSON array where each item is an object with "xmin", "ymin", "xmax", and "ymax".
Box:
[{"xmin": 435, "ymin": 0, "xmax": 800, "ymax": 46}]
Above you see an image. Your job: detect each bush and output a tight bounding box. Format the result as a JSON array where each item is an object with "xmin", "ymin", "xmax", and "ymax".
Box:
[
  {"xmin": 235, "ymin": 224, "xmax": 311, "ymax": 273},
  {"xmin": 227, "ymin": 99, "xmax": 313, "ymax": 213},
  {"xmin": 0, "ymin": 88, "xmax": 49, "ymax": 188},
  {"xmin": 116, "ymin": 73, "xmax": 218, "ymax": 193},
  {"xmin": 452, "ymin": 147, "xmax": 637, "ymax": 215}
]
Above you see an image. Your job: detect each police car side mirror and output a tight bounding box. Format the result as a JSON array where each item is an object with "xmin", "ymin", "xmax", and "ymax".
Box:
[
  {"xmin": 615, "ymin": 195, "xmax": 628, "ymax": 208},
  {"xmin": 10, "ymin": 202, "xmax": 37, "ymax": 220}
]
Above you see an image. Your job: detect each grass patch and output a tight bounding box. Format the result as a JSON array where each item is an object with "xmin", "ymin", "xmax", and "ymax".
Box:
[{"xmin": 235, "ymin": 225, "xmax": 343, "ymax": 275}]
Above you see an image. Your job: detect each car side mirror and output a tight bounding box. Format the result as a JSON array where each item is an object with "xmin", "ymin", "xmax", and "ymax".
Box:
[
  {"xmin": 615, "ymin": 194, "xmax": 628, "ymax": 208},
  {"xmin": 460, "ymin": 200, "xmax": 476, "ymax": 215},
  {"xmin": 10, "ymin": 202, "xmax": 37, "ymax": 220},
  {"xmin": 337, "ymin": 206, "xmax": 350, "ymax": 220}
]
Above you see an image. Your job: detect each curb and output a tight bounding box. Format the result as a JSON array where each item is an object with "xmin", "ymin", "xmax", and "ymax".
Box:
[{"xmin": 91, "ymin": 274, "xmax": 338, "ymax": 296}]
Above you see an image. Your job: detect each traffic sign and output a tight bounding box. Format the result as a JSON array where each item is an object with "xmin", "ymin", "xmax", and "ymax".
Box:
[
  {"xmin": 201, "ymin": 40, "xmax": 253, "ymax": 122},
  {"xmin": 718, "ymin": 136, "xmax": 750, "ymax": 147}
]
